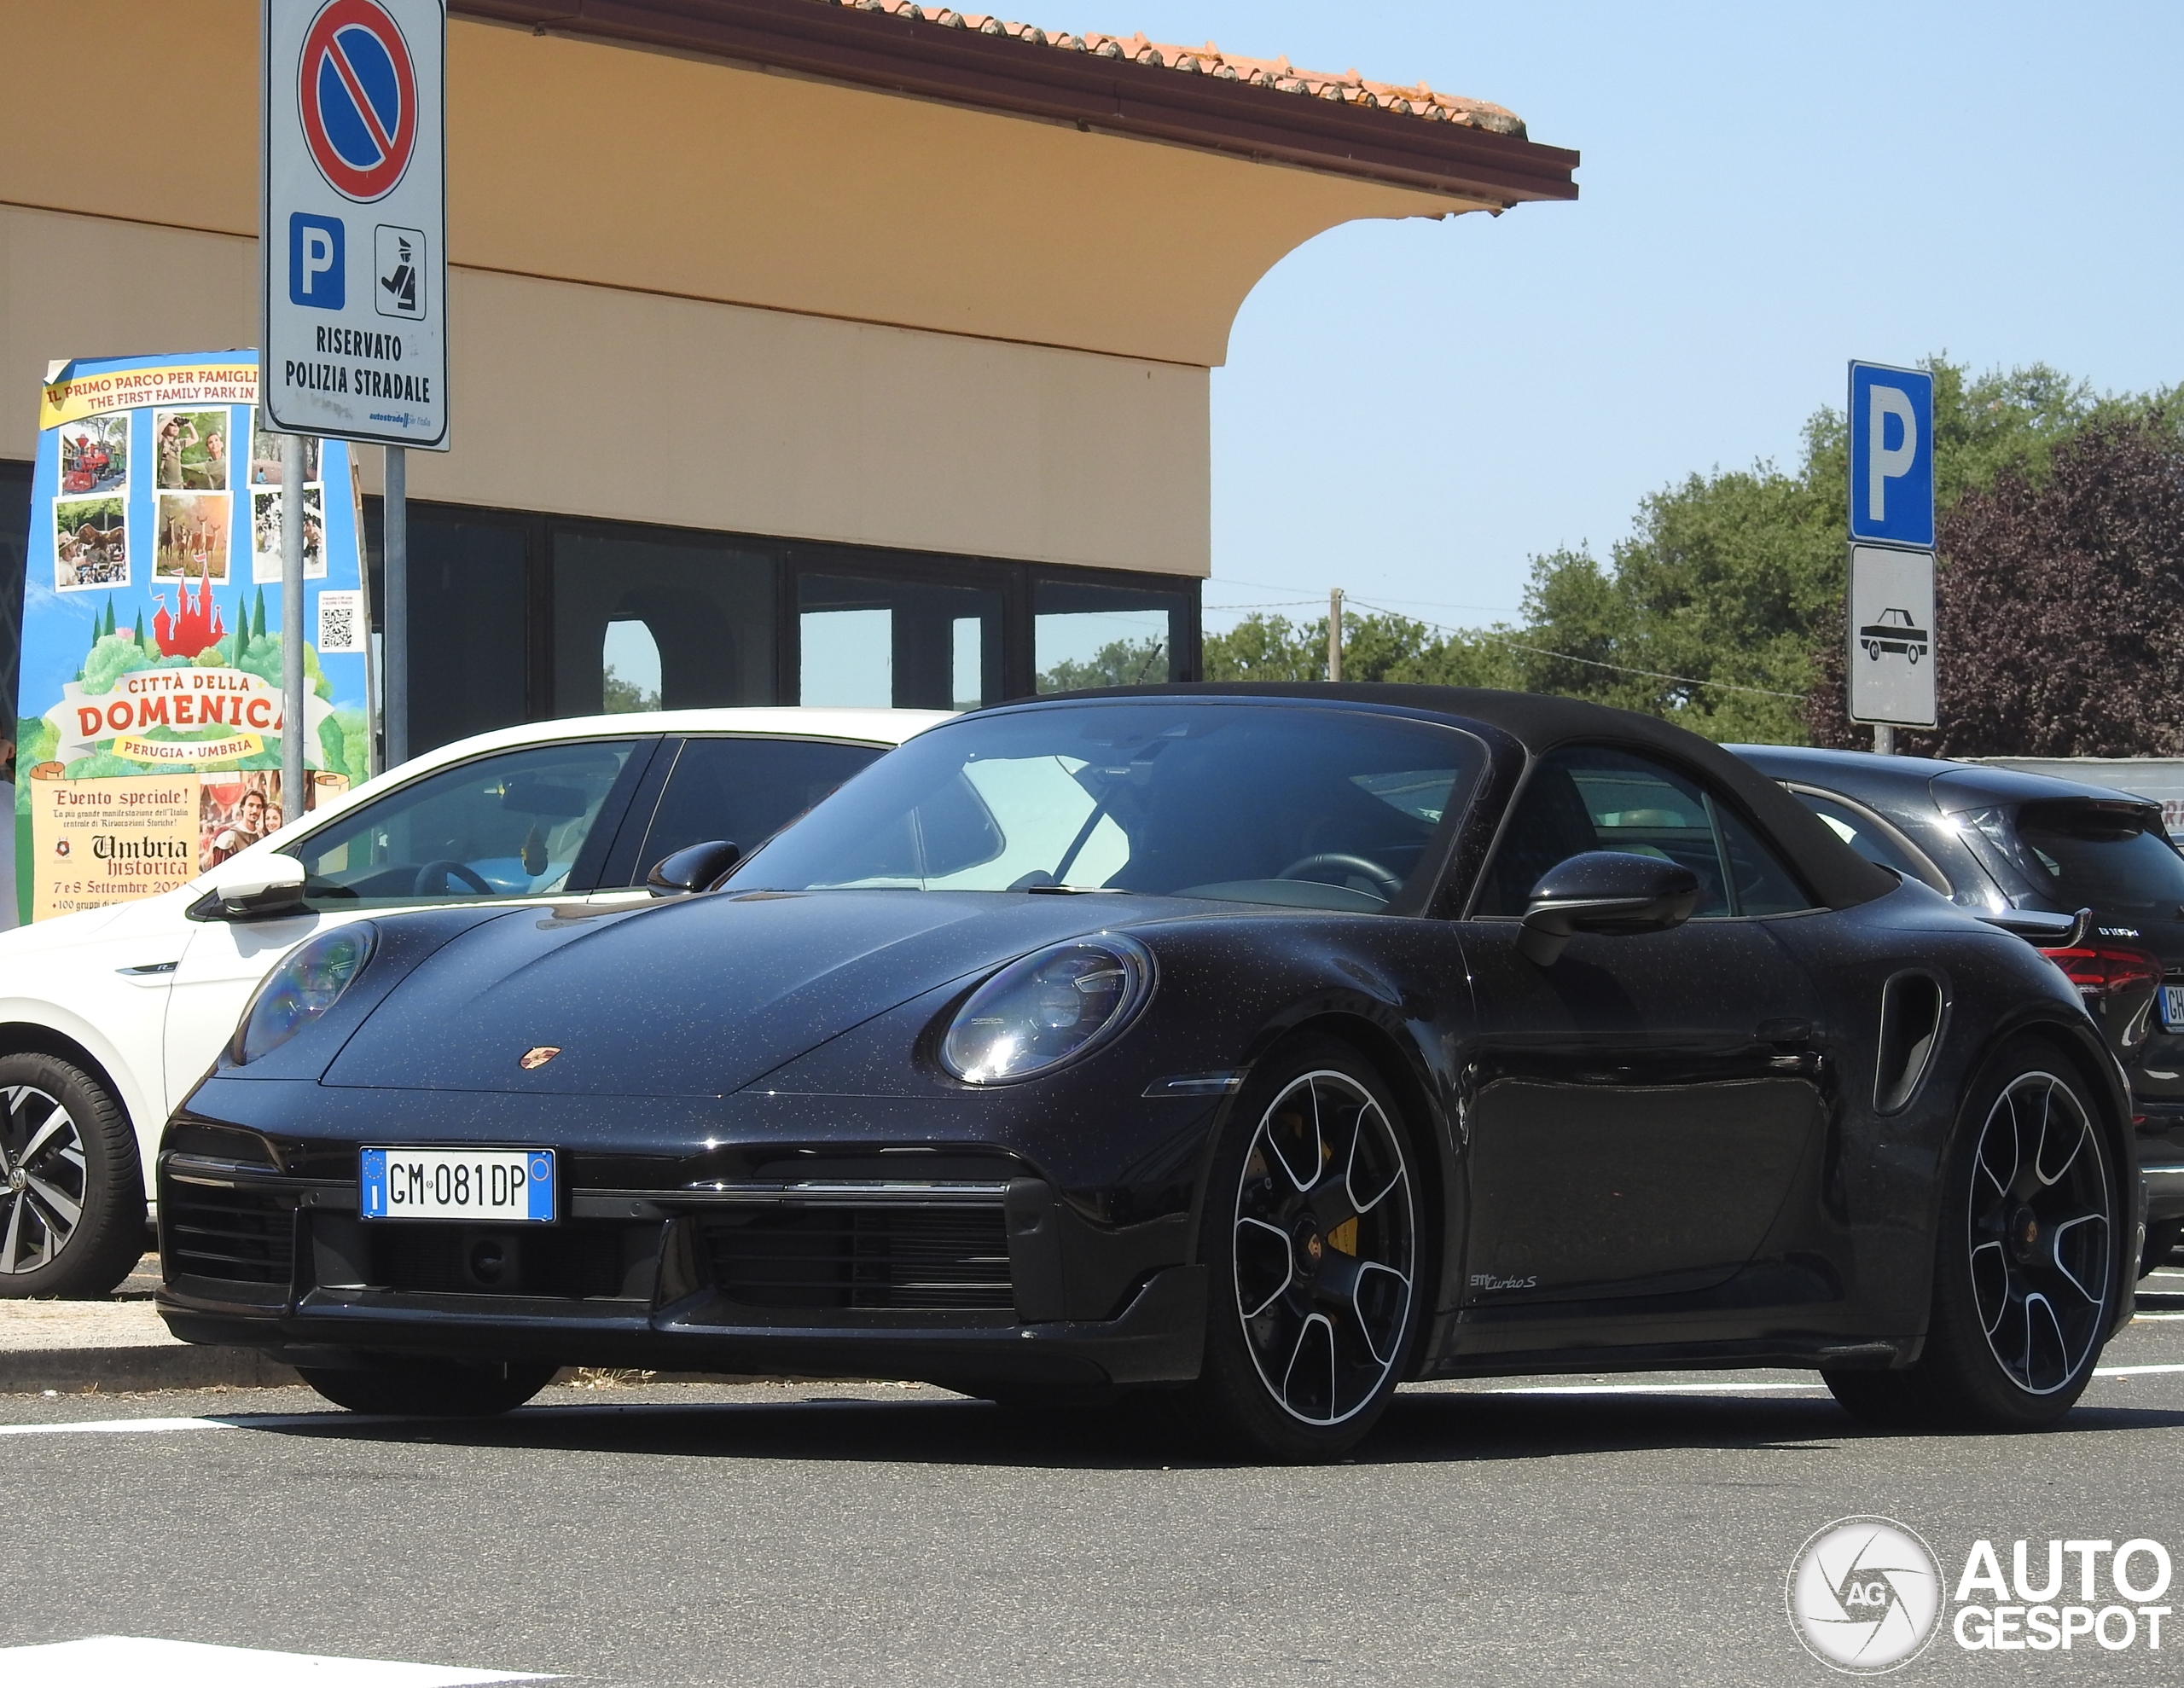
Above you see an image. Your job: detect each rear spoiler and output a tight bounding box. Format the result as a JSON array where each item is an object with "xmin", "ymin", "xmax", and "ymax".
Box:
[{"xmin": 1976, "ymin": 905, "xmax": 2094, "ymax": 949}]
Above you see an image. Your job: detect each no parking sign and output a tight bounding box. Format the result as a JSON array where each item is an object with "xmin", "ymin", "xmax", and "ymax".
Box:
[{"xmin": 263, "ymin": 0, "xmax": 447, "ymax": 450}]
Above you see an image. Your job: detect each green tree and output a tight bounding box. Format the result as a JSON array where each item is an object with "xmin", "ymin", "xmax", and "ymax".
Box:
[
  {"xmin": 601, "ymin": 665, "xmax": 660, "ymax": 713},
  {"xmin": 1809, "ymin": 413, "xmax": 2184, "ymax": 755},
  {"xmin": 1506, "ymin": 357, "xmax": 2165, "ymax": 744}
]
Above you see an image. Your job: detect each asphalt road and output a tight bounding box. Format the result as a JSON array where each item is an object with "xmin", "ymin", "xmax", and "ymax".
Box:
[{"xmin": 8, "ymin": 1281, "xmax": 2184, "ymax": 1686}]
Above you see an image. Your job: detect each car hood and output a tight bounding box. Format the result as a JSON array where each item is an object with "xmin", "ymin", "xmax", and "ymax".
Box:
[{"xmin": 322, "ymin": 889, "xmax": 1184, "ymax": 1098}]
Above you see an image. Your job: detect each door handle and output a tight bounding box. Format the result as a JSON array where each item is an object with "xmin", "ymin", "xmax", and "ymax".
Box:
[{"xmin": 1757, "ymin": 1017, "xmax": 1814, "ymax": 1044}]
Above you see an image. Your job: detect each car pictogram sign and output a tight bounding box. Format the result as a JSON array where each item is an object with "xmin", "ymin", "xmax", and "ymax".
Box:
[{"xmin": 299, "ymin": 0, "xmax": 417, "ymax": 203}]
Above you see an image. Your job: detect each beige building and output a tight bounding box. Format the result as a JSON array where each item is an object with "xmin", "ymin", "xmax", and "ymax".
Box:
[{"xmin": 0, "ymin": 0, "xmax": 1574, "ymax": 750}]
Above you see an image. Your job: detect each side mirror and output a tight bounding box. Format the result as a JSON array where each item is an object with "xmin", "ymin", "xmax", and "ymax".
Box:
[
  {"xmin": 647, "ymin": 839, "xmax": 742, "ymax": 898},
  {"xmin": 1518, "ymin": 850, "xmax": 1699, "ymax": 967},
  {"xmin": 189, "ymin": 853, "xmax": 310, "ymax": 922}
]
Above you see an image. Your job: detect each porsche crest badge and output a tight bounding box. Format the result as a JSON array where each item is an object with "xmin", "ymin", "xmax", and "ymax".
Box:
[{"xmin": 519, "ymin": 1046, "xmax": 561, "ymax": 1070}]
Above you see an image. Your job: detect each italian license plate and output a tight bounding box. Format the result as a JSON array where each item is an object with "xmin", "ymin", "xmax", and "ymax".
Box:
[
  {"xmin": 2163, "ymin": 985, "xmax": 2184, "ymax": 1030},
  {"xmin": 361, "ymin": 1147, "xmax": 556, "ymax": 1222}
]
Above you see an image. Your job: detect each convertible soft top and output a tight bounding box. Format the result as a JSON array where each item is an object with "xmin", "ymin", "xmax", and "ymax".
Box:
[{"xmin": 1023, "ymin": 683, "xmax": 1899, "ymax": 913}]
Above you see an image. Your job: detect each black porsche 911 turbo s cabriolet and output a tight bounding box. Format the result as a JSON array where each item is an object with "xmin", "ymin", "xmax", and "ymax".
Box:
[{"xmin": 157, "ymin": 687, "xmax": 2140, "ymax": 1459}]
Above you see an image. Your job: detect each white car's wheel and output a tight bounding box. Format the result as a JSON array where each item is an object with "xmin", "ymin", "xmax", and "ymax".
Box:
[{"xmin": 0, "ymin": 1053, "xmax": 144, "ymax": 1299}]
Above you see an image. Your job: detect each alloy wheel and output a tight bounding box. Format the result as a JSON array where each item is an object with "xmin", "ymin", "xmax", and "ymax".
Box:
[
  {"xmin": 1232, "ymin": 1070, "xmax": 1414, "ymax": 1425},
  {"xmin": 1968, "ymin": 1070, "xmax": 2111, "ymax": 1395},
  {"xmin": 0, "ymin": 1084, "xmax": 85, "ymax": 1275}
]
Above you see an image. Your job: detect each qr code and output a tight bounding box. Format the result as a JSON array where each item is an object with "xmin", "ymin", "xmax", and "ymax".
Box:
[{"xmin": 317, "ymin": 589, "xmax": 363, "ymax": 655}]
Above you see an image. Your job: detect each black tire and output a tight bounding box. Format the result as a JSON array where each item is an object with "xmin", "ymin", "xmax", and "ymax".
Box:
[
  {"xmin": 1826, "ymin": 1036, "xmax": 2120, "ymax": 1431},
  {"xmin": 0, "ymin": 1052, "xmax": 143, "ymax": 1299},
  {"xmin": 296, "ymin": 1356, "xmax": 558, "ymax": 1417},
  {"xmin": 1179, "ymin": 1036, "xmax": 1426, "ymax": 1461},
  {"xmin": 2140, "ymin": 1219, "xmax": 2183, "ymax": 1279}
]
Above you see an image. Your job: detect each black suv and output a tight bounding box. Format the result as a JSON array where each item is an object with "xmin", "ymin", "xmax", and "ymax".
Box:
[{"xmin": 1733, "ymin": 745, "xmax": 2184, "ymax": 1273}]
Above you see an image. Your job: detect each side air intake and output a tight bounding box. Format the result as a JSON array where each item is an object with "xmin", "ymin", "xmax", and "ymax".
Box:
[{"xmin": 1875, "ymin": 972, "xmax": 1943, "ymax": 1115}]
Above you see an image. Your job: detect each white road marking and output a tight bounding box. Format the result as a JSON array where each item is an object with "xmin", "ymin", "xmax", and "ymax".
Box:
[
  {"xmin": 1484, "ymin": 1362, "xmax": 2184, "ymax": 1398},
  {"xmin": 0, "ymin": 1415, "xmax": 239, "ymax": 1437},
  {"xmin": 1492, "ymin": 1381, "xmax": 1827, "ymax": 1396},
  {"xmin": 0, "ymin": 1635, "xmax": 549, "ymax": 1685}
]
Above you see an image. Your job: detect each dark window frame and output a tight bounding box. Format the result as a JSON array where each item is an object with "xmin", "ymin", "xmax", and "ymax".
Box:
[{"xmin": 359, "ymin": 493, "xmax": 1202, "ymax": 756}]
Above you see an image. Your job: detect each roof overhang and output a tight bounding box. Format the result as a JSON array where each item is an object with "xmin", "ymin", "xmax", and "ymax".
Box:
[{"xmin": 453, "ymin": 0, "xmax": 1578, "ymax": 206}]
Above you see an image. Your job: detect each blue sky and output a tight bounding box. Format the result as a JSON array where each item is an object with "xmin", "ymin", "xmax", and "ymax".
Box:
[{"xmin": 1104, "ymin": 3, "xmax": 2184, "ymax": 635}]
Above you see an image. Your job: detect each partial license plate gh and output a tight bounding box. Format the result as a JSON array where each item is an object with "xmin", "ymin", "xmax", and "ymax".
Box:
[
  {"xmin": 361, "ymin": 1147, "xmax": 556, "ymax": 1221},
  {"xmin": 2163, "ymin": 984, "xmax": 2184, "ymax": 1031}
]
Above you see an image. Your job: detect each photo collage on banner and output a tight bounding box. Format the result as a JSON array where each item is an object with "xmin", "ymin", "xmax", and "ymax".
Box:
[{"xmin": 18, "ymin": 352, "xmax": 370, "ymax": 921}]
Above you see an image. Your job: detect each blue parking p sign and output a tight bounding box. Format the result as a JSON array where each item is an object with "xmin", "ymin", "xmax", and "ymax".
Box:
[{"xmin": 1848, "ymin": 362, "xmax": 1934, "ymax": 548}]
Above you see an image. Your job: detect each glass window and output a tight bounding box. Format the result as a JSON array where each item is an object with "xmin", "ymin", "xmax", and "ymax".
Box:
[
  {"xmin": 1792, "ymin": 789, "xmax": 1944, "ymax": 889},
  {"xmin": 601, "ymin": 619, "xmax": 662, "ymax": 712},
  {"xmin": 798, "ymin": 574, "xmax": 1001, "ymax": 711},
  {"xmin": 1035, "ymin": 577, "xmax": 1190, "ymax": 693},
  {"xmin": 1478, "ymin": 745, "xmax": 1815, "ymax": 918},
  {"xmin": 408, "ymin": 512, "xmax": 529, "ymax": 754},
  {"xmin": 289, "ymin": 740, "xmax": 637, "ymax": 908},
  {"xmin": 732, "ymin": 702, "xmax": 1484, "ymax": 913},
  {"xmin": 620, "ymin": 735, "xmax": 889, "ymax": 886},
  {"xmin": 1970, "ymin": 801, "xmax": 2184, "ymax": 919},
  {"xmin": 554, "ymin": 531, "xmax": 774, "ymax": 717},
  {"xmin": 1712, "ymin": 802, "xmax": 1815, "ymax": 916}
]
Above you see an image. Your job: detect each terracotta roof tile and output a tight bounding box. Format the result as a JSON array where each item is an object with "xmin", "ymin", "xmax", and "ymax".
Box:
[{"xmin": 821, "ymin": 2, "xmax": 1530, "ymax": 136}]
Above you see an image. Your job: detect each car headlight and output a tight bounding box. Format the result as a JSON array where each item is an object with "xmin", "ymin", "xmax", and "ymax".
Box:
[
  {"xmin": 234, "ymin": 925, "xmax": 376, "ymax": 1064},
  {"xmin": 939, "ymin": 935, "xmax": 1155, "ymax": 1084}
]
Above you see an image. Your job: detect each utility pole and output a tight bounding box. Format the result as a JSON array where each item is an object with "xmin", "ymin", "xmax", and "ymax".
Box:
[{"xmin": 1327, "ymin": 588, "xmax": 1344, "ymax": 682}]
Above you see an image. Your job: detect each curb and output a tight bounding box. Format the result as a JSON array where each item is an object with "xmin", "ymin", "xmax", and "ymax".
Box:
[{"xmin": 0, "ymin": 1345, "xmax": 300, "ymax": 1395}]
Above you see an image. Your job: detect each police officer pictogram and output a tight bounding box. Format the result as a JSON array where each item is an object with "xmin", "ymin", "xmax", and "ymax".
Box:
[{"xmin": 375, "ymin": 225, "xmax": 427, "ymax": 319}]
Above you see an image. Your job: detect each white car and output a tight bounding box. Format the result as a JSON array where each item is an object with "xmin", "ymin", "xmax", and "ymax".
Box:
[{"xmin": 0, "ymin": 707, "xmax": 944, "ymax": 1296}]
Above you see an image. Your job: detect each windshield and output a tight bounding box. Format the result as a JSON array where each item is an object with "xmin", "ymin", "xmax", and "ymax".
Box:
[{"xmin": 727, "ymin": 701, "xmax": 1485, "ymax": 911}]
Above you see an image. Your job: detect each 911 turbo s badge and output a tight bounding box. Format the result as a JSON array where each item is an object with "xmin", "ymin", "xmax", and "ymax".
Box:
[{"xmin": 519, "ymin": 1046, "xmax": 561, "ymax": 1070}]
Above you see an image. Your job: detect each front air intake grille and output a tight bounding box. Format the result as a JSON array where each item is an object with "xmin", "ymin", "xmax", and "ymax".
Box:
[
  {"xmin": 163, "ymin": 1181, "xmax": 293, "ymax": 1286},
  {"xmin": 704, "ymin": 1205, "xmax": 1013, "ymax": 1312},
  {"xmin": 368, "ymin": 1222, "xmax": 631, "ymax": 1299}
]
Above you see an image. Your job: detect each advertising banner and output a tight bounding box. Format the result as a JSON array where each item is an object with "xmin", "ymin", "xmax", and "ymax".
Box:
[{"xmin": 17, "ymin": 351, "xmax": 370, "ymax": 921}]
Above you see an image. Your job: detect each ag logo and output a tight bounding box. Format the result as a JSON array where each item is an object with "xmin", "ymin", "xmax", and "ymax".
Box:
[{"xmin": 1787, "ymin": 1517, "xmax": 1943, "ymax": 1673}]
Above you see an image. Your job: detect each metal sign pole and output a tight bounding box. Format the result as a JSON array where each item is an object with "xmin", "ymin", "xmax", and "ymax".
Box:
[
  {"xmin": 1873, "ymin": 724, "xmax": 1895, "ymax": 756},
  {"xmin": 384, "ymin": 444, "xmax": 408, "ymax": 769},
  {"xmin": 280, "ymin": 431, "xmax": 306, "ymax": 821}
]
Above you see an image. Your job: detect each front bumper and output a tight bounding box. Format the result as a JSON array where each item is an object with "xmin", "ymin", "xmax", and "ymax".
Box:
[{"xmin": 154, "ymin": 1152, "xmax": 1207, "ymax": 1391}]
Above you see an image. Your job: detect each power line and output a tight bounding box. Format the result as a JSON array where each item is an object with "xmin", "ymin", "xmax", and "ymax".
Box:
[{"xmin": 1342, "ymin": 597, "xmax": 1806, "ymax": 703}]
